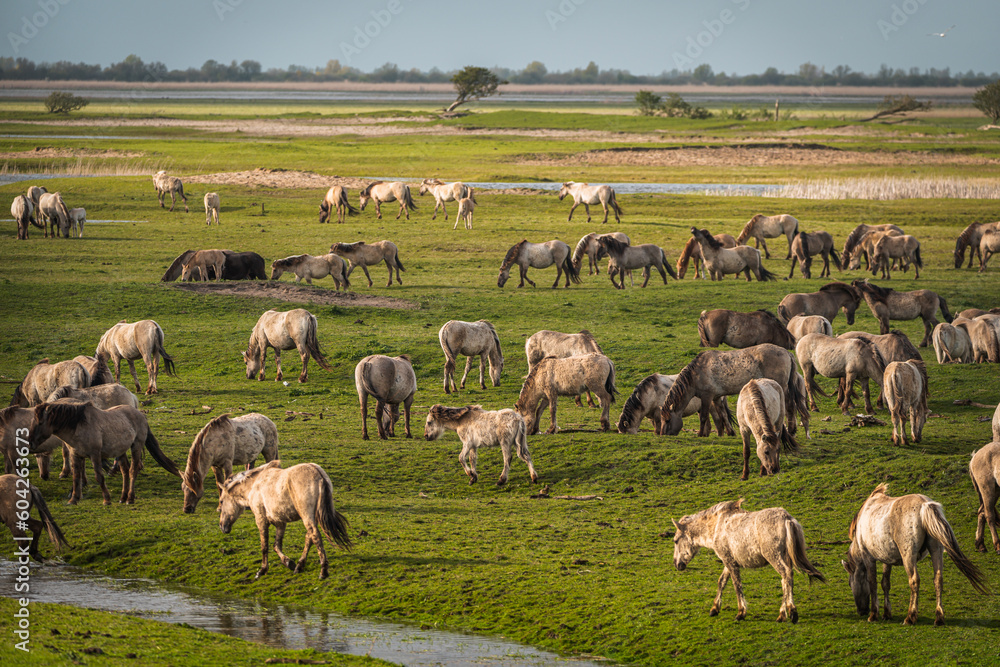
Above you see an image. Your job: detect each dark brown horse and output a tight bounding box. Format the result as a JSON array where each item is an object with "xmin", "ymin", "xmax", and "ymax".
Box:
[
  {"xmin": 698, "ymin": 310, "xmax": 796, "ymax": 350},
  {"xmin": 788, "ymin": 231, "xmax": 841, "ymax": 279},
  {"xmin": 777, "ymin": 282, "xmax": 861, "ymax": 325},
  {"xmin": 841, "ymin": 223, "xmax": 905, "ymax": 267},
  {"xmin": 853, "ymin": 279, "xmax": 953, "ymax": 347}
]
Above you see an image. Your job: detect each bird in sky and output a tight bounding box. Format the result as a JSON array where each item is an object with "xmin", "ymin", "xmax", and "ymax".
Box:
[{"xmin": 927, "ymin": 24, "xmax": 956, "ymax": 37}]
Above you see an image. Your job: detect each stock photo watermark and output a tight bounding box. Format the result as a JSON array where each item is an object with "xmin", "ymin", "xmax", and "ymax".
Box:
[
  {"xmin": 876, "ymin": 0, "xmax": 931, "ymax": 40},
  {"xmin": 339, "ymin": 0, "xmax": 405, "ymax": 65},
  {"xmin": 10, "ymin": 427, "xmax": 33, "ymax": 653},
  {"xmin": 672, "ymin": 0, "xmax": 751, "ymax": 69},
  {"xmin": 6, "ymin": 0, "xmax": 73, "ymax": 55},
  {"xmin": 546, "ymin": 0, "xmax": 587, "ymax": 31},
  {"xmin": 213, "ymin": 0, "xmax": 244, "ymax": 22}
]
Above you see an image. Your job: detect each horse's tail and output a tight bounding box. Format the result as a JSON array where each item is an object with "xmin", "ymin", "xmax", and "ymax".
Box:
[
  {"xmin": 342, "ymin": 189, "xmax": 360, "ymax": 217},
  {"xmin": 403, "ymin": 186, "xmax": 418, "ymax": 211},
  {"xmin": 938, "ymin": 294, "xmax": 953, "ymax": 323},
  {"xmin": 394, "ymin": 249, "xmax": 405, "ymax": 272},
  {"xmin": 697, "ymin": 310, "xmax": 712, "ymax": 347},
  {"xmin": 515, "ymin": 417, "xmax": 531, "ymax": 462},
  {"xmin": 144, "ymin": 429, "xmax": 181, "ymax": 477},
  {"xmin": 609, "ymin": 191, "xmax": 624, "ymax": 216},
  {"xmin": 758, "ymin": 262, "xmax": 777, "ymax": 282},
  {"xmin": 604, "ymin": 360, "xmax": 618, "ymax": 404},
  {"xmin": 305, "ymin": 320, "xmax": 334, "ymax": 372},
  {"xmin": 785, "ymin": 518, "xmax": 826, "ymax": 583},
  {"xmin": 987, "ymin": 324, "xmax": 1000, "ymax": 364},
  {"xmin": 154, "ymin": 324, "xmax": 177, "ymax": 377},
  {"xmin": 316, "ymin": 478, "xmax": 353, "ymax": 551},
  {"xmin": 661, "ymin": 247, "xmax": 678, "ymax": 279},
  {"xmin": 830, "ymin": 245, "xmax": 844, "ymax": 271},
  {"xmin": 30, "ymin": 485, "xmax": 69, "ymax": 550},
  {"xmin": 564, "ymin": 253, "xmax": 582, "ymax": 285},
  {"xmin": 779, "ymin": 422, "xmax": 799, "ymax": 453},
  {"xmin": 920, "ymin": 502, "xmax": 989, "ymax": 595},
  {"xmin": 914, "ymin": 244, "xmax": 923, "ymax": 268}
]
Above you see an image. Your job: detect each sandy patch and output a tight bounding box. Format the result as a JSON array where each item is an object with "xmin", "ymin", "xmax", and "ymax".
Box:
[
  {"xmin": 0, "ymin": 146, "xmax": 145, "ymax": 159},
  {"xmin": 188, "ymin": 167, "xmax": 369, "ymax": 190},
  {"xmin": 170, "ymin": 281, "xmax": 418, "ymax": 310}
]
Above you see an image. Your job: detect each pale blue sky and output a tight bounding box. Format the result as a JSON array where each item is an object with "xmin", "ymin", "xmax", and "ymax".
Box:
[{"xmin": 2, "ymin": 0, "xmax": 994, "ymax": 75}]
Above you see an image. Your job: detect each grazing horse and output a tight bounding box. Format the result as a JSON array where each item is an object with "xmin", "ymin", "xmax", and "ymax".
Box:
[
  {"xmin": 853, "ymin": 279, "xmax": 952, "ymax": 347},
  {"xmin": 777, "ymin": 282, "xmax": 861, "ymax": 325},
  {"xmin": 162, "ymin": 250, "xmax": 196, "ymax": 281},
  {"xmin": 11, "ymin": 195, "xmax": 35, "ymax": 240},
  {"xmin": 883, "ymin": 360, "xmax": 929, "ymax": 446},
  {"xmin": 38, "ymin": 192, "xmax": 71, "ymax": 238},
  {"xmin": 690, "ymin": 228, "xmax": 775, "ymax": 282},
  {"xmin": 871, "ymin": 234, "xmax": 922, "ymax": 279},
  {"xmin": 331, "ymin": 240, "xmax": 405, "ymax": 288},
  {"xmin": 497, "ymin": 239, "xmax": 580, "ymax": 289},
  {"xmin": 0, "ymin": 407, "xmax": 55, "ymax": 482},
  {"xmin": 795, "ymin": 333, "xmax": 886, "ymax": 414},
  {"xmin": 954, "ymin": 221, "xmax": 1000, "ymax": 269},
  {"xmin": 843, "ymin": 484, "xmax": 988, "ymax": 625},
  {"xmin": 181, "ymin": 413, "xmax": 279, "ymax": 514},
  {"xmin": 736, "ymin": 379, "xmax": 797, "ymax": 480},
  {"xmin": 557, "ymin": 182, "xmax": 623, "ymax": 224},
  {"xmin": 419, "ymin": 179, "xmax": 473, "ymax": 220},
  {"xmin": 616, "ymin": 373, "xmax": 733, "ymax": 436},
  {"xmin": 203, "ymin": 192, "xmax": 220, "ymax": 225},
  {"xmin": 932, "ymin": 322, "xmax": 973, "ymax": 364},
  {"xmin": 785, "ymin": 315, "xmax": 833, "ymax": 343},
  {"xmin": 672, "ymin": 499, "xmax": 825, "ymax": 623},
  {"xmin": 956, "ymin": 318, "xmax": 1000, "ymax": 363},
  {"xmin": 152, "ymin": 171, "xmax": 188, "ymax": 212},
  {"xmin": 698, "ymin": 309, "xmax": 796, "ymax": 350},
  {"xmin": 455, "ymin": 190, "xmax": 476, "ymax": 230},
  {"xmin": 736, "ymin": 214, "xmax": 799, "ymax": 259},
  {"xmin": 846, "ymin": 230, "xmax": 903, "ymax": 273},
  {"xmin": 526, "ymin": 330, "xmax": 603, "ymax": 407},
  {"xmin": 0, "ymin": 474, "xmax": 69, "ymax": 562},
  {"xmin": 270, "ymin": 254, "xmax": 349, "ymax": 290},
  {"xmin": 28, "ymin": 402, "xmax": 180, "ymax": 505},
  {"xmin": 97, "ymin": 320, "xmax": 176, "ymax": 395},
  {"xmin": 318, "ymin": 185, "xmax": 358, "ymax": 223},
  {"xmin": 572, "ymin": 232, "xmax": 630, "ymax": 280},
  {"xmin": 424, "ymin": 405, "xmax": 537, "ymax": 485},
  {"xmin": 180, "ymin": 249, "xmax": 228, "ymax": 282},
  {"xmin": 978, "ymin": 229, "xmax": 1000, "ymax": 273},
  {"xmin": 970, "ymin": 441, "xmax": 1000, "ymax": 553},
  {"xmin": 515, "ymin": 354, "xmax": 617, "ymax": 434},
  {"xmin": 222, "ymin": 251, "xmax": 267, "ymax": 280},
  {"xmin": 438, "ymin": 320, "xmax": 503, "ymax": 393},
  {"xmin": 841, "ymin": 223, "xmax": 905, "ymax": 267},
  {"xmin": 359, "ymin": 181, "xmax": 417, "ymax": 220},
  {"xmin": 676, "ymin": 233, "xmax": 737, "ymax": 279},
  {"xmin": 219, "ymin": 460, "xmax": 352, "ymax": 580},
  {"xmin": 355, "ymin": 354, "xmax": 416, "ymax": 440},
  {"xmin": 788, "ymin": 231, "xmax": 841, "ymax": 279},
  {"xmin": 599, "ymin": 236, "xmax": 677, "ymax": 289},
  {"xmin": 243, "ymin": 309, "xmax": 332, "ymax": 383},
  {"xmin": 661, "ymin": 344, "xmax": 810, "ymax": 438},
  {"xmin": 10, "ymin": 359, "xmax": 91, "ymax": 408}
]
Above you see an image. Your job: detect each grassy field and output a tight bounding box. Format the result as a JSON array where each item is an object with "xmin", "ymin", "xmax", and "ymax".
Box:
[{"xmin": 1, "ymin": 101, "xmax": 999, "ymax": 666}]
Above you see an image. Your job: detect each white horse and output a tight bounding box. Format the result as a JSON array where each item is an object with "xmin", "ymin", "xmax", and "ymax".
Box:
[
  {"xmin": 96, "ymin": 320, "xmax": 176, "ymax": 395},
  {"xmin": 319, "ymin": 185, "xmax": 358, "ymax": 223},
  {"xmin": 67, "ymin": 207, "xmax": 86, "ymax": 238},
  {"xmin": 243, "ymin": 309, "xmax": 332, "ymax": 383},
  {"xmin": 38, "ymin": 192, "xmax": 70, "ymax": 238},
  {"xmin": 11, "ymin": 195, "xmax": 35, "ymax": 240},
  {"xmin": 153, "ymin": 171, "xmax": 188, "ymax": 212},
  {"xmin": 270, "ymin": 254, "xmax": 349, "ymax": 290},
  {"xmin": 203, "ymin": 192, "xmax": 220, "ymax": 225},
  {"xmin": 359, "ymin": 181, "xmax": 417, "ymax": 220},
  {"xmin": 785, "ymin": 315, "xmax": 833, "ymax": 343},
  {"xmin": 497, "ymin": 239, "xmax": 580, "ymax": 289},
  {"xmin": 558, "ymin": 182, "xmax": 623, "ymax": 224},
  {"xmin": 737, "ymin": 214, "xmax": 800, "ymax": 259},
  {"xmin": 932, "ymin": 322, "xmax": 972, "ymax": 364},
  {"xmin": 424, "ymin": 405, "xmax": 537, "ymax": 486},
  {"xmin": 355, "ymin": 354, "xmax": 417, "ymax": 440},
  {"xmin": 572, "ymin": 232, "xmax": 630, "ymax": 276},
  {"xmin": 419, "ymin": 179, "xmax": 474, "ymax": 220},
  {"xmin": 438, "ymin": 320, "xmax": 503, "ymax": 393},
  {"xmin": 26, "ymin": 185, "xmax": 47, "ymax": 211},
  {"xmin": 691, "ymin": 227, "xmax": 776, "ymax": 282}
]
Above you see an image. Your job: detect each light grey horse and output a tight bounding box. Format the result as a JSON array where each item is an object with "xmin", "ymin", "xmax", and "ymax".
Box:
[
  {"xmin": 736, "ymin": 378, "xmax": 797, "ymax": 480},
  {"xmin": 11, "ymin": 195, "xmax": 35, "ymax": 240},
  {"xmin": 883, "ymin": 360, "xmax": 929, "ymax": 446},
  {"xmin": 438, "ymin": 320, "xmax": 503, "ymax": 393},
  {"xmin": 599, "ymin": 236, "xmax": 677, "ymax": 289},
  {"xmin": 525, "ymin": 329, "xmax": 603, "ymax": 407},
  {"xmin": 795, "ymin": 333, "xmax": 886, "ymax": 414},
  {"xmin": 203, "ymin": 192, "xmax": 220, "ymax": 225},
  {"xmin": 355, "ymin": 354, "xmax": 416, "ymax": 440},
  {"xmin": 691, "ymin": 228, "xmax": 775, "ymax": 282},
  {"xmin": 97, "ymin": 320, "xmax": 176, "ymax": 395},
  {"xmin": 359, "ymin": 181, "xmax": 417, "ymax": 220},
  {"xmin": 932, "ymin": 322, "xmax": 973, "ymax": 364},
  {"xmin": 497, "ymin": 239, "xmax": 580, "ymax": 289},
  {"xmin": 270, "ymin": 254, "xmax": 350, "ymax": 290},
  {"xmin": 785, "ymin": 315, "xmax": 833, "ymax": 343},
  {"xmin": 153, "ymin": 170, "xmax": 188, "ymax": 212},
  {"xmin": 736, "ymin": 214, "xmax": 800, "ymax": 259},
  {"xmin": 572, "ymin": 232, "xmax": 630, "ymax": 276},
  {"xmin": 243, "ymin": 309, "xmax": 332, "ymax": 383},
  {"xmin": 319, "ymin": 185, "xmax": 358, "ymax": 223},
  {"xmin": 558, "ymin": 182, "xmax": 623, "ymax": 224},
  {"xmin": 331, "ymin": 241, "xmax": 405, "ymax": 287},
  {"xmin": 38, "ymin": 192, "xmax": 70, "ymax": 238},
  {"xmin": 419, "ymin": 179, "xmax": 474, "ymax": 220}
]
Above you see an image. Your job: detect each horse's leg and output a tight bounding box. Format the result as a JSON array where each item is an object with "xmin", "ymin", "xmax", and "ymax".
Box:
[
  {"xmin": 92, "ymin": 453, "xmax": 111, "ymax": 505},
  {"xmin": 522, "ymin": 266, "xmax": 535, "ymax": 288},
  {"xmin": 168, "ymin": 191, "xmax": 176, "ymax": 212},
  {"xmin": 375, "ymin": 200, "xmax": 382, "ymax": 219},
  {"xmin": 459, "ymin": 442, "xmax": 478, "ymax": 484},
  {"xmin": 432, "ymin": 200, "xmax": 439, "ymax": 220},
  {"xmin": 127, "ymin": 360, "xmax": 142, "ymax": 394},
  {"xmin": 553, "ymin": 262, "xmax": 563, "ymax": 289},
  {"xmin": 740, "ymin": 428, "xmax": 753, "ymax": 480},
  {"xmin": 774, "ymin": 556, "xmax": 796, "ymax": 623},
  {"xmin": 881, "ymin": 564, "xmax": 893, "ymax": 620},
  {"xmin": 214, "ymin": 465, "xmax": 229, "ymax": 511},
  {"xmin": 403, "ymin": 396, "xmax": 413, "ymax": 439},
  {"xmin": 459, "ymin": 355, "xmax": 473, "ymax": 390},
  {"xmin": 601, "ymin": 202, "xmax": 609, "ymax": 224},
  {"xmin": 696, "ymin": 399, "xmax": 712, "ymax": 437},
  {"xmin": 254, "ymin": 516, "xmax": 270, "ymax": 579},
  {"xmin": 478, "ymin": 354, "xmax": 487, "ymax": 390},
  {"xmin": 709, "ymin": 567, "xmax": 731, "ymax": 616},
  {"xmin": 890, "ymin": 403, "xmax": 905, "ymax": 446},
  {"xmin": 584, "ymin": 203, "xmax": 591, "ymax": 223},
  {"xmin": 312, "ymin": 521, "xmax": 330, "ymax": 579},
  {"xmin": 930, "ymin": 546, "xmax": 946, "ymax": 626},
  {"xmin": 729, "ymin": 564, "xmax": 748, "ymax": 621},
  {"xmin": 68, "ymin": 454, "xmax": 86, "ymax": 504},
  {"xmin": 921, "ymin": 317, "xmax": 934, "ymax": 348},
  {"xmin": 567, "ymin": 201, "xmax": 578, "ymax": 222},
  {"xmin": 760, "ymin": 237, "xmax": 770, "ymax": 259},
  {"xmin": 59, "ymin": 445, "xmax": 72, "ymax": 479},
  {"xmin": 545, "ymin": 394, "xmax": 559, "ymax": 435},
  {"xmin": 441, "ymin": 201, "xmax": 448, "ymax": 220},
  {"xmin": 274, "ymin": 349, "xmax": 283, "ymax": 382},
  {"xmin": 117, "ymin": 453, "xmax": 130, "ymax": 504},
  {"xmin": 902, "ymin": 549, "xmax": 921, "ymax": 625},
  {"xmin": 788, "ymin": 256, "xmax": 797, "ymax": 280},
  {"xmin": 599, "ymin": 393, "xmax": 611, "ymax": 432},
  {"xmin": 271, "ymin": 522, "xmax": 292, "ymax": 569},
  {"xmin": 861, "ymin": 377, "xmax": 875, "ymax": 415},
  {"xmin": 354, "ymin": 264, "xmax": 371, "ymax": 288},
  {"xmin": 375, "ymin": 399, "xmax": 388, "ymax": 440},
  {"xmin": 360, "ymin": 393, "xmax": 370, "ymax": 440},
  {"xmin": 640, "ymin": 267, "xmax": 651, "ymax": 288}
]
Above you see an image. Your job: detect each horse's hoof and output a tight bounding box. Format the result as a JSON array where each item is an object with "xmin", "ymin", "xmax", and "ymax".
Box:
[
  {"xmin": 708, "ymin": 608, "xmax": 719, "ymax": 617},
  {"xmin": 790, "ymin": 610, "xmax": 799, "ymax": 624},
  {"xmin": 735, "ymin": 613, "xmax": 746, "ymax": 621},
  {"xmin": 362, "ymin": 434, "xmax": 370, "ymax": 441}
]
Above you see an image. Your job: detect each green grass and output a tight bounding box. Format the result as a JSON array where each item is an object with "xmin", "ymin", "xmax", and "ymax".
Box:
[{"xmin": 1, "ymin": 104, "xmax": 999, "ymax": 666}]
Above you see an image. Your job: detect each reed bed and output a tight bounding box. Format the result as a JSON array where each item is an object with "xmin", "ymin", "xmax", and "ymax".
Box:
[
  {"xmin": 0, "ymin": 157, "xmax": 169, "ymax": 178},
  {"xmin": 707, "ymin": 176, "xmax": 1000, "ymax": 200}
]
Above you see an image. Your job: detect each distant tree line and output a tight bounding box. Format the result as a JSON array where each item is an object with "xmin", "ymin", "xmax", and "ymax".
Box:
[{"xmin": 0, "ymin": 56, "xmax": 997, "ymax": 88}]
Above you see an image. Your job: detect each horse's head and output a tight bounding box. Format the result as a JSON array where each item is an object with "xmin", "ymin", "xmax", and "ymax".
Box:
[
  {"xmin": 180, "ymin": 262, "xmax": 195, "ymax": 282},
  {"xmin": 359, "ymin": 191, "xmax": 371, "ymax": 210},
  {"xmin": 418, "ymin": 183, "xmax": 431, "ymax": 196},
  {"xmin": 318, "ymin": 200, "xmax": 330, "ymax": 223},
  {"xmin": 242, "ymin": 350, "xmax": 260, "ymax": 380},
  {"xmin": 269, "ymin": 261, "xmax": 285, "ymax": 281},
  {"xmin": 423, "ymin": 413, "xmax": 445, "ymax": 441},
  {"xmin": 557, "ymin": 183, "xmax": 573, "ymax": 200},
  {"xmin": 847, "ymin": 248, "xmax": 864, "ymax": 271},
  {"xmin": 513, "ymin": 398, "xmax": 541, "ymax": 435},
  {"xmin": 757, "ymin": 435, "xmax": 780, "ymax": 476},
  {"xmin": 180, "ymin": 470, "xmax": 204, "ymax": 514},
  {"xmin": 488, "ymin": 354, "xmax": 503, "ymax": 387},
  {"xmin": 671, "ymin": 519, "xmax": 700, "ymax": 571},
  {"xmin": 842, "ymin": 550, "xmax": 871, "ymax": 616},
  {"xmin": 219, "ymin": 463, "xmax": 276, "ymax": 532},
  {"xmin": 497, "ymin": 267, "xmax": 510, "ymax": 288}
]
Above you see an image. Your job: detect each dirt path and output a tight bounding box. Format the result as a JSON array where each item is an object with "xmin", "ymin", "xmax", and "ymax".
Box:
[{"xmin": 170, "ymin": 281, "xmax": 418, "ymax": 309}]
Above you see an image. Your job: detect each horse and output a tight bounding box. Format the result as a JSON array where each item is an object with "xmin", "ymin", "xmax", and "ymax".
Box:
[
  {"xmin": 67, "ymin": 207, "xmax": 86, "ymax": 238},
  {"xmin": 97, "ymin": 319, "xmax": 176, "ymax": 395},
  {"xmin": 841, "ymin": 223, "xmax": 905, "ymax": 267},
  {"xmin": 11, "ymin": 195, "xmax": 35, "ymax": 240},
  {"xmin": 26, "ymin": 184, "xmax": 47, "ymax": 211},
  {"xmin": 219, "ymin": 460, "xmax": 352, "ymax": 580},
  {"xmin": 38, "ymin": 192, "xmax": 70, "ymax": 238},
  {"xmin": 526, "ymin": 329, "xmax": 603, "ymax": 407},
  {"xmin": 676, "ymin": 233, "xmax": 737, "ymax": 279},
  {"xmin": 572, "ymin": 232, "xmax": 630, "ymax": 277},
  {"xmin": 785, "ymin": 315, "xmax": 833, "ymax": 343},
  {"xmin": 836, "ymin": 330, "xmax": 921, "ymax": 409},
  {"xmin": 698, "ymin": 309, "xmax": 796, "ymax": 350},
  {"xmin": 957, "ymin": 307, "xmax": 1000, "ymax": 319},
  {"xmin": 661, "ymin": 345, "xmax": 810, "ymax": 438},
  {"xmin": 243, "ymin": 309, "xmax": 331, "ymax": 383},
  {"xmin": 203, "ymin": 192, "xmax": 220, "ymax": 225},
  {"xmin": 438, "ymin": 320, "xmax": 503, "ymax": 393},
  {"xmin": 270, "ymin": 254, "xmax": 350, "ymax": 290},
  {"xmin": 497, "ymin": 239, "xmax": 580, "ymax": 289},
  {"xmin": 424, "ymin": 405, "xmax": 537, "ymax": 486},
  {"xmin": 180, "ymin": 249, "xmax": 228, "ymax": 282},
  {"xmin": 736, "ymin": 378, "xmax": 798, "ymax": 480},
  {"xmin": 10, "ymin": 359, "xmax": 91, "ymax": 408},
  {"xmin": 616, "ymin": 373, "xmax": 733, "ymax": 436},
  {"xmin": 995, "ymin": 402, "xmax": 1000, "ymax": 441},
  {"xmin": 978, "ymin": 229, "xmax": 1000, "ymax": 273},
  {"xmin": 853, "ymin": 279, "xmax": 952, "ymax": 347},
  {"xmin": 359, "ymin": 181, "xmax": 417, "ymax": 220},
  {"xmin": 690, "ymin": 228, "xmax": 775, "ymax": 282},
  {"xmin": 883, "ymin": 360, "xmax": 929, "ymax": 446},
  {"xmin": 672, "ymin": 499, "xmax": 825, "ymax": 623},
  {"xmin": 181, "ymin": 413, "xmax": 279, "ymax": 514},
  {"xmin": 331, "ymin": 240, "xmax": 405, "ymax": 288},
  {"xmin": 161, "ymin": 250, "xmax": 196, "ymax": 281},
  {"xmin": 153, "ymin": 170, "xmax": 188, "ymax": 212},
  {"xmin": 777, "ymin": 282, "xmax": 861, "ymax": 326},
  {"xmin": 843, "ymin": 484, "xmax": 988, "ymax": 626},
  {"xmin": 970, "ymin": 441, "xmax": 1000, "ymax": 553},
  {"xmin": 599, "ymin": 236, "xmax": 677, "ymax": 289},
  {"xmin": 221, "ymin": 251, "xmax": 267, "ymax": 280},
  {"xmin": 871, "ymin": 234, "xmax": 922, "ymax": 279},
  {"xmin": 954, "ymin": 221, "xmax": 1000, "ymax": 268},
  {"xmin": 796, "ymin": 333, "xmax": 886, "ymax": 414},
  {"xmin": 788, "ymin": 231, "xmax": 841, "ymax": 279},
  {"xmin": 455, "ymin": 190, "xmax": 476, "ymax": 230},
  {"xmin": 932, "ymin": 323, "xmax": 973, "ymax": 364},
  {"xmin": 736, "ymin": 214, "xmax": 799, "ymax": 259},
  {"xmin": 419, "ymin": 179, "xmax": 473, "ymax": 220},
  {"xmin": 28, "ymin": 401, "xmax": 180, "ymax": 505},
  {"xmin": 46, "ymin": 384, "xmax": 138, "ymax": 409},
  {"xmin": 0, "ymin": 474, "xmax": 69, "ymax": 562},
  {"xmin": 956, "ymin": 318, "xmax": 1000, "ymax": 363},
  {"xmin": 318, "ymin": 185, "xmax": 358, "ymax": 223},
  {"xmin": 558, "ymin": 182, "xmax": 623, "ymax": 224},
  {"xmin": 515, "ymin": 354, "xmax": 617, "ymax": 435},
  {"xmin": 355, "ymin": 354, "xmax": 416, "ymax": 440},
  {"xmin": 846, "ymin": 230, "xmax": 903, "ymax": 271}
]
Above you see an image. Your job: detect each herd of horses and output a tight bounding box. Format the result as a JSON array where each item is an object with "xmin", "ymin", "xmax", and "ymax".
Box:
[{"xmin": 5, "ymin": 175, "xmax": 1000, "ymax": 630}]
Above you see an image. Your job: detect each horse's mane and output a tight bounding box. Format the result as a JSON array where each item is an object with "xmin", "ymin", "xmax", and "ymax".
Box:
[
  {"xmin": 572, "ymin": 233, "xmax": 596, "ymax": 265},
  {"xmin": 689, "ymin": 498, "xmax": 747, "ymax": 524},
  {"xmin": 500, "ymin": 240, "xmax": 528, "ymax": 272},
  {"xmin": 360, "ymin": 181, "xmax": 383, "ymax": 197},
  {"xmin": 397, "ymin": 354, "xmax": 412, "ymax": 364},
  {"xmin": 676, "ymin": 237, "xmax": 698, "ymax": 274},
  {"xmin": 518, "ymin": 358, "xmax": 548, "ymax": 398},
  {"xmin": 0, "ymin": 405, "xmax": 19, "ymax": 428},
  {"xmin": 664, "ymin": 353, "xmax": 704, "ymax": 412},
  {"xmin": 854, "ymin": 280, "xmax": 893, "ymax": 303},
  {"xmin": 185, "ymin": 414, "xmax": 233, "ymax": 494},
  {"xmin": 578, "ymin": 330, "xmax": 604, "ymax": 354},
  {"xmin": 756, "ymin": 310, "xmax": 796, "ymax": 348},
  {"xmin": 600, "ymin": 235, "xmax": 629, "ymax": 256},
  {"xmin": 886, "ymin": 330, "xmax": 921, "ymax": 362},
  {"xmin": 818, "ymin": 282, "xmax": 857, "ymax": 299},
  {"xmin": 745, "ymin": 381, "xmax": 778, "ymax": 442},
  {"xmin": 429, "ymin": 405, "xmax": 476, "ymax": 422},
  {"xmin": 955, "ymin": 222, "xmax": 982, "ymax": 252},
  {"xmin": 697, "ymin": 229, "xmax": 724, "ymax": 249},
  {"xmin": 620, "ymin": 374, "xmax": 663, "ymax": 430},
  {"xmin": 36, "ymin": 401, "xmax": 88, "ymax": 431},
  {"xmin": 334, "ymin": 241, "xmax": 364, "ymax": 253},
  {"xmin": 737, "ymin": 217, "xmax": 759, "ymax": 243},
  {"xmin": 477, "ymin": 320, "xmax": 502, "ymax": 358},
  {"xmin": 9, "ymin": 382, "xmax": 24, "ymax": 407},
  {"xmin": 842, "ymin": 224, "xmax": 872, "ymax": 258}
]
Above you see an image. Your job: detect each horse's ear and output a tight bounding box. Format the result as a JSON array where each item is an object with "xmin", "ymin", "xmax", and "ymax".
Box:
[
  {"xmin": 841, "ymin": 559, "xmax": 854, "ymax": 574},
  {"xmin": 671, "ymin": 518, "xmax": 680, "ymax": 530},
  {"xmin": 736, "ymin": 498, "xmax": 745, "ymax": 509}
]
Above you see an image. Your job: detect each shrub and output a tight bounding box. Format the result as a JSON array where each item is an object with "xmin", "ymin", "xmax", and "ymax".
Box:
[
  {"xmin": 635, "ymin": 90, "xmax": 662, "ymax": 116},
  {"xmin": 973, "ymin": 80, "xmax": 1000, "ymax": 124},
  {"xmin": 44, "ymin": 91, "xmax": 89, "ymax": 114}
]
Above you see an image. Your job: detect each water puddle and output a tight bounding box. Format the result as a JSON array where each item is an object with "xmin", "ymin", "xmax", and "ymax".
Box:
[{"xmin": 0, "ymin": 560, "xmax": 606, "ymax": 667}]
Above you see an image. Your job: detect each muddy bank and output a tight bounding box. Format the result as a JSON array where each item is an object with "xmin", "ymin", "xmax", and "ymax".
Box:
[{"xmin": 170, "ymin": 281, "xmax": 418, "ymax": 309}]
